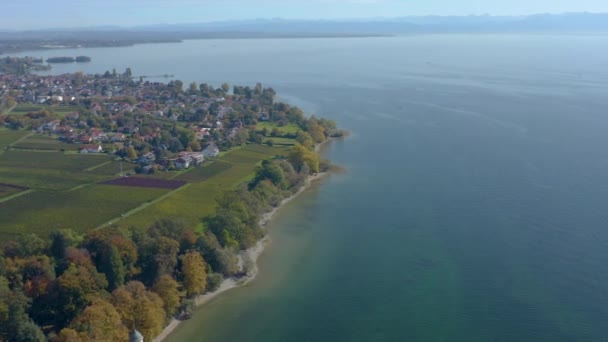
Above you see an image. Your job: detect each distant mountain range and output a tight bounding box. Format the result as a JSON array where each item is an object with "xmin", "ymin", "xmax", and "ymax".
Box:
[
  {"xmin": 1, "ymin": 13, "xmax": 607, "ymax": 38},
  {"xmin": 0, "ymin": 13, "xmax": 607, "ymax": 54}
]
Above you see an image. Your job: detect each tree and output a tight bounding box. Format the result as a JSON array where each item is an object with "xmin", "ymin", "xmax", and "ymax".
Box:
[
  {"xmin": 173, "ymin": 80, "xmax": 184, "ymax": 93},
  {"xmin": 13, "ymin": 319, "xmax": 45, "ymax": 342},
  {"xmin": 55, "ymin": 263, "xmax": 108, "ymax": 326},
  {"xmin": 103, "ymin": 246, "xmax": 126, "ymax": 290},
  {"xmin": 152, "ymin": 275, "xmax": 181, "ymax": 317},
  {"xmin": 306, "ymin": 118, "xmax": 326, "ymax": 143},
  {"xmin": 221, "ymin": 83, "xmax": 230, "ymax": 94},
  {"xmin": 50, "ymin": 229, "xmax": 83, "ymax": 264},
  {"xmin": 69, "ymin": 299, "xmax": 128, "ymax": 341},
  {"xmin": 189, "ymin": 140, "xmax": 202, "ymax": 151},
  {"xmin": 181, "ymin": 252, "xmax": 207, "ymax": 297},
  {"xmin": 53, "ymin": 328, "xmax": 82, "ymax": 342},
  {"xmin": 295, "ymin": 131, "xmax": 315, "ymax": 150},
  {"xmin": 189, "ymin": 82, "xmax": 199, "ymax": 95},
  {"xmin": 288, "ymin": 143, "xmax": 320, "ymax": 173},
  {"xmin": 125, "ymin": 67, "xmax": 133, "ymax": 78},
  {"xmin": 0, "ymin": 283, "xmax": 44, "ymax": 342},
  {"xmin": 254, "ymin": 161, "xmax": 285, "ymax": 187},
  {"xmin": 111, "ymin": 281, "xmax": 165, "ymax": 341},
  {"xmin": 127, "ymin": 146, "xmax": 138, "ymax": 159},
  {"xmin": 14, "ymin": 233, "xmax": 46, "ymax": 257}
]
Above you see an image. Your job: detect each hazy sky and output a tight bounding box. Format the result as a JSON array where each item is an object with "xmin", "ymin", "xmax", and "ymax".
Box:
[{"xmin": 2, "ymin": 0, "xmax": 608, "ymax": 30}]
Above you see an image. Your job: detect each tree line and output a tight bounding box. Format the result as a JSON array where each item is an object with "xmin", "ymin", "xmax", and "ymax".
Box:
[{"xmin": 0, "ymin": 117, "xmax": 339, "ymax": 341}]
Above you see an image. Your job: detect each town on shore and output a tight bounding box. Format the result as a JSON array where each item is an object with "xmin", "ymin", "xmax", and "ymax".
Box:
[
  {"xmin": 0, "ymin": 62, "xmax": 343, "ymax": 341},
  {"xmin": 1, "ymin": 65, "xmax": 340, "ymax": 172}
]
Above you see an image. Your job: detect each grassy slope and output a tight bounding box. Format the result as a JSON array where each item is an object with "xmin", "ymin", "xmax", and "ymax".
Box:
[
  {"xmin": 0, "ymin": 185, "xmax": 169, "ymax": 238},
  {"xmin": 256, "ymin": 122, "xmax": 301, "ymax": 134},
  {"xmin": 0, "ymin": 143, "xmax": 288, "ymax": 238},
  {"xmin": 117, "ymin": 145, "xmax": 287, "ymax": 231},
  {"xmin": 0, "ymin": 130, "xmax": 30, "ymax": 149}
]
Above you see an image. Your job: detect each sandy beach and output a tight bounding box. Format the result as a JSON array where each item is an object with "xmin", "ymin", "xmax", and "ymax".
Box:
[{"xmin": 153, "ymin": 171, "xmax": 328, "ymax": 342}]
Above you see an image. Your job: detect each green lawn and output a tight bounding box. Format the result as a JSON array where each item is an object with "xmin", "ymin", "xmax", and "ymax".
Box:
[
  {"xmin": 175, "ymin": 160, "xmax": 234, "ymax": 182},
  {"xmin": 8, "ymin": 105, "xmax": 43, "ymax": 115},
  {"xmin": 0, "ymin": 167, "xmax": 106, "ymax": 191},
  {"xmin": 87, "ymin": 160, "xmax": 137, "ymax": 176},
  {"xmin": 0, "ymin": 150, "xmax": 110, "ymax": 172},
  {"xmin": 0, "ymin": 185, "xmax": 170, "ymax": 237},
  {"xmin": 264, "ymin": 137, "xmax": 297, "ymax": 146},
  {"xmin": 0, "ymin": 183, "xmax": 26, "ymax": 199},
  {"xmin": 0, "ymin": 151, "xmax": 113, "ymax": 190},
  {"xmin": 0, "ymin": 130, "xmax": 29, "ymax": 149},
  {"xmin": 256, "ymin": 122, "xmax": 301, "ymax": 134},
  {"xmin": 118, "ymin": 145, "xmax": 286, "ymax": 230},
  {"xmin": 7, "ymin": 104, "xmax": 82, "ymax": 117},
  {"xmin": 12, "ymin": 134, "xmax": 79, "ymax": 151},
  {"xmin": 0, "ymin": 143, "xmax": 290, "ymax": 238}
]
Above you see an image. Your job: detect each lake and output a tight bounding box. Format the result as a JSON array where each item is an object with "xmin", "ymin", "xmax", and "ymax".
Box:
[{"xmin": 17, "ymin": 34, "xmax": 608, "ymax": 341}]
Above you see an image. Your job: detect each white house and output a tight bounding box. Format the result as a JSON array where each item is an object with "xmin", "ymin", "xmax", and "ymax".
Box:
[
  {"xmin": 80, "ymin": 144, "xmax": 103, "ymax": 154},
  {"xmin": 175, "ymin": 156, "xmax": 192, "ymax": 170},
  {"xmin": 202, "ymin": 143, "xmax": 220, "ymax": 158}
]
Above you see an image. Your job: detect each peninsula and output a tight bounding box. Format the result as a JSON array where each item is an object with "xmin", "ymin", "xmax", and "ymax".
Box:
[{"xmin": 0, "ymin": 68, "xmax": 343, "ymax": 341}]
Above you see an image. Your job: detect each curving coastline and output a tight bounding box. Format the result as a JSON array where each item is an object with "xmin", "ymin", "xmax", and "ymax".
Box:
[{"xmin": 154, "ymin": 171, "xmax": 329, "ymax": 342}]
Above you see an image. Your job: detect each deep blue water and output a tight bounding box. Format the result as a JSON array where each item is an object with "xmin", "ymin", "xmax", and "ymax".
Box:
[{"xmin": 17, "ymin": 34, "xmax": 608, "ymax": 341}]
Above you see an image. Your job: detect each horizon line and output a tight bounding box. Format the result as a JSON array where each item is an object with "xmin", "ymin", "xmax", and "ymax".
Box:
[{"xmin": 1, "ymin": 11, "xmax": 607, "ymax": 32}]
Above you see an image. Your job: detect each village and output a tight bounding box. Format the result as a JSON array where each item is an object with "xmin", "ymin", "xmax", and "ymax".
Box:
[{"xmin": 0, "ymin": 68, "xmax": 291, "ymax": 173}]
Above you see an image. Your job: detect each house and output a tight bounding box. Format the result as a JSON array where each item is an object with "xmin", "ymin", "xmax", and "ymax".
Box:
[
  {"xmin": 137, "ymin": 152, "xmax": 156, "ymax": 165},
  {"xmin": 202, "ymin": 143, "xmax": 220, "ymax": 158},
  {"xmin": 80, "ymin": 144, "xmax": 103, "ymax": 154},
  {"xmin": 179, "ymin": 152, "xmax": 205, "ymax": 166},
  {"xmin": 111, "ymin": 133, "xmax": 126, "ymax": 142},
  {"xmin": 79, "ymin": 135, "xmax": 93, "ymax": 144},
  {"xmin": 258, "ymin": 112, "xmax": 270, "ymax": 121},
  {"xmin": 190, "ymin": 153, "xmax": 205, "ymax": 165},
  {"xmin": 129, "ymin": 329, "xmax": 144, "ymax": 342},
  {"xmin": 141, "ymin": 165, "xmax": 154, "ymax": 174},
  {"xmin": 175, "ymin": 156, "xmax": 192, "ymax": 170}
]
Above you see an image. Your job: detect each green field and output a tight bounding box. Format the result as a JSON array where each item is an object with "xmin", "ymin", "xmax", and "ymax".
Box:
[
  {"xmin": 175, "ymin": 160, "xmax": 234, "ymax": 182},
  {"xmin": 118, "ymin": 144, "xmax": 287, "ymax": 230},
  {"xmin": 0, "ymin": 150, "xmax": 112, "ymax": 190},
  {"xmin": 12, "ymin": 134, "xmax": 79, "ymax": 151},
  {"xmin": 0, "ymin": 150, "xmax": 109, "ymax": 172},
  {"xmin": 7, "ymin": 104, "xmax": 82, "ymax": 117},
  {"xmin": 0, "ymin": 140, "xmax": 290, "ymax": 238},
  {"xmin": 256, "ymin": 122, "xmax": 301, "ymax": 134},
  {"xmin": 87, "ymin": 160, "xmax": 137, "ymax": 176},
  {"xmin": 264, "ymin": 137, "xmax": 297, "ymax": 146},
  {"xmin": 0, "ymin": 130, "xmax": 29, "ymax": 149},
  {"xmin": 0, "ymin": 183, "xmax": 26, "ymax": 199},
  {"xmin": 0, "ymin": 185, "xmax": 170, "ymax": 238}
]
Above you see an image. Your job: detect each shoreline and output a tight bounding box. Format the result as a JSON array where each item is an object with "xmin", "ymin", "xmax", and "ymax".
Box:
[{"xmin": 153, "ymin": 171, "xmax": 329, "ymax": 342}]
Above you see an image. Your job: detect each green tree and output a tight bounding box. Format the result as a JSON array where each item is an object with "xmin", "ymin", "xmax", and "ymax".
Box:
[
  {"xmin": 127, "ymin": 146, "xmax": 138, "ymax": 159},
  {"xmin": 295, "ymin": 131, "xmax": 315, "ymax": 150},
  {"xmin": 55, "ymin": 263, "xmax": 108, "ymax": 326},
  {"xmin": 152, "ymin": 275, "xmax": 181, "ymax": 317},
  {"xmin": 221, "ymin": 83, "xmax": 230, "ymax": 94},
  {"xmin": 111, "ymin": 281, "xmax": 165, "ymax": 341},
  {"xmin": 15, "ymin": 234, "xmax": 46, "ymax": 257},
  {"xmin": 104, "ymin": 246, "xmax": 126, "ymax": 290},
  {"xmin": 189, "ymin": 82, "xmax": 199, "ymax": 95},
  {"xmin": 13, "ymin": 319, "xmax": 45, "ymax": 342},
  {"xmin": 181, "ymin": 252, "xmax": 207, "ymax": 297},
  {"xmin": 50, "ymin": 229, "xmax": 83, "ymax": 263},
  {"xmin": 53, "ymin": 328, "xmax": 82, "ymax": 342},
  {"xmin": 69, "ymin": 299, "xmax": 128, "ymax": 341},
  {"xmin": 288, "ymin": 143, "xmax": 320, "ymax": 173},
  {"xmin": 189, "ymin": 140, "xmax": 202, "ymax": 151}
]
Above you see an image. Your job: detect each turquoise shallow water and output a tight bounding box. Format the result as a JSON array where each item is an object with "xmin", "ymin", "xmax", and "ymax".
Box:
[{"xmin": 17, "ymin": 34, "xmax": 608, "ymax": 341}]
